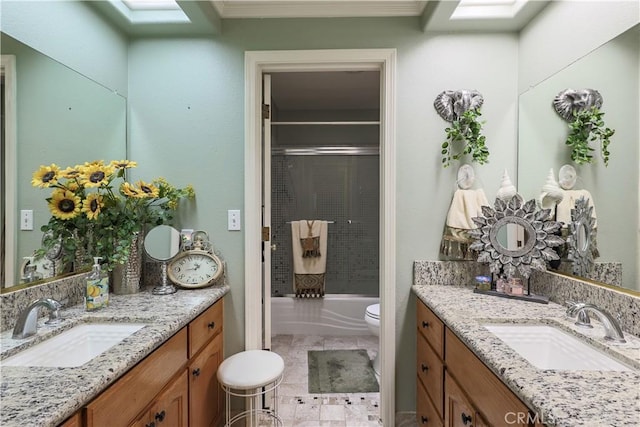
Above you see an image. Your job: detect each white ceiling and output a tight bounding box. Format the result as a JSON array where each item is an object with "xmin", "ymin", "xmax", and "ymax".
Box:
[
  {"xmin": 90, "ymin": 1, "xmax": 552, "ymax": 110},
  {"xmin": 92, "ymin": 0, "xmax": 551, "ymax": 35}
]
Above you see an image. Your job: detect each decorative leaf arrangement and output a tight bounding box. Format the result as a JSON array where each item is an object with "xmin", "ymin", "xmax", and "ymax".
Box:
[
  {"xmin": 565, "ymin": 106, "xmax": 614, "ymax": 166},
  {"xmin": 441, "ymin": 108, "xmax": 490, "ymax": 168},
  {"xmin": 434, "ymin": 90, "xmax": 490, "ymax": 168},
  {"xmin": 552, "ymin": 89, "xmax": 614, "ymax": 166}
]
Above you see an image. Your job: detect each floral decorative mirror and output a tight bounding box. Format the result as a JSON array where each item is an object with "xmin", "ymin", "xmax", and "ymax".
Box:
[
  {"xmin": 469, "ymin": 194, "xmax": 564, "ymax": 278},
  {"xmin": 566, "ymin": 196, "xmax": 598, "ymax": 276}
]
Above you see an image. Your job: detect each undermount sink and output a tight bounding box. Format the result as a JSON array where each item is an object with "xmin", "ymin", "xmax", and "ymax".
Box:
[
  {"xmin": 483, "ymin": 324, "xmax": 633, "ymax": 372},
  {"xmin": 2, "ymin": 323, "xmax": 146, "ymax": 368}
]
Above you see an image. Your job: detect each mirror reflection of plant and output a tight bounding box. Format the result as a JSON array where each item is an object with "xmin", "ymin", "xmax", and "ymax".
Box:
[
  {"xmin": 31, "ymin": 161, "xmax": 195, "ymax": 271},
  {"xmin": 565, "ymin": 106, "xmax": 614, "ymax": 166},
  {"xmin": 441, "ymin": 108, "xmax": 490, "ymax": 168}
]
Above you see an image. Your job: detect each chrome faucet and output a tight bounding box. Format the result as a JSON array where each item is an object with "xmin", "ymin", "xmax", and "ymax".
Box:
[
  {"xmin": 566, "ymin": 302, "xmax": 626, "ymax": 343},
  {"xmin": 12, "ymin": 298, "xmax": 62, "ymax": 339}
]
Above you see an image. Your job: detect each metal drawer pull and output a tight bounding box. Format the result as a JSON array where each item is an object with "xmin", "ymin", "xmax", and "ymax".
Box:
[
  {"xmin": 421, "ymin": 364, "xmax": 429, "ymax": 372},
  {"xmin": 192, "ymin": 368, "xmax": 201, "ymax": 377},
  {"xmin": 422, "ymin": 321, "xmax": 430, "ymax": 328},
  {"xmin": 155, "ymin": 410, "xmax": 166, "ymax": 422},
  {"xmin": 421, "ymin": 415, "xmax": 429, "ymax": 424},
  {"xmin": 208, "ymin": 321, "xmax": 216, "ymax": 329},
  {"xmin": 461, "ymin": 412, "xmax": 473, "ymax": 425}
]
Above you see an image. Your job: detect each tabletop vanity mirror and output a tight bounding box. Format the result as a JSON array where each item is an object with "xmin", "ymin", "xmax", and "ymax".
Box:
[
  {"xmin": 469, "ymin": 195, "xmax": 564, "ymax": 303},
  {"xmin": 566, "ymin": 197, "xmax": 598, "ymax": 277},
  {"xmin": 144, "ymin": 225, "xmax": 181, "ymax": 295}
]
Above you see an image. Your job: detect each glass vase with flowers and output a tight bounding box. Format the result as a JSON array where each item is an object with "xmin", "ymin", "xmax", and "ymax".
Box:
[{"xmin": 32, "ymin": 160, "xmax": 195, "ymax": 286}]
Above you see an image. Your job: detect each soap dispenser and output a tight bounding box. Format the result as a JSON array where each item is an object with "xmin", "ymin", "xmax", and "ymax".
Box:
[
  {"xmin": 86, "ymin": 257, "xmax": 109, "ymax": 311},
  {"xmin": 22, "ymin": 257, "xmax": 42, "ymax": 283}
]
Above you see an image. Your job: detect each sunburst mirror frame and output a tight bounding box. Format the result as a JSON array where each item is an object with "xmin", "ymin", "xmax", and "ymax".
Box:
[
  {"xmin": 566, "ymin": 196, "xmax": 598, "ymax": 277},
  {"xmin": 468, "ymin": 194, "xmax": 565, "ymax": 278}
]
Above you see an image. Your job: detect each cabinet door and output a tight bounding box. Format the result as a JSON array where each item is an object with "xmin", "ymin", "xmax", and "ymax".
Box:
[
  {"xmin": 417, "ymin": 377, "xmax": 443, "ymax": 427},
  {"xmin": 417, "ymin": 332, "xmax": 444, "ymax": 418},
  {"xmin": 58, "ymin": 412, "xmax": 82, "ymax": 427},
  {"xmin": 444, "ymin": 372, "xmax": 477, "ymax": 427},
  {"xmin": 189, "ymin": 300, "xmax": 223, "ymax": 358},
  {"xmin": 85, "ymin": 329, "xmax": 187, "ymax": 427},
  {"xmin": 130, "ymin": 370, "xmax": 188, "ymax": 427},
  {"xmin": 189, "ymin": 332, "xmax": 223, "ymax": 427}
]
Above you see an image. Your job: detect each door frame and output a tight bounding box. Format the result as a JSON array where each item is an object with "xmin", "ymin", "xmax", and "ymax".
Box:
[{"xmin": 244, "ymin": 48, "xmax": 396, "ymax": 425}]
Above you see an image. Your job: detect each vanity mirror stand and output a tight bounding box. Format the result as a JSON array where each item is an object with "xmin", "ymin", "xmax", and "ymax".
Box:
[
  {"xmin": 469, "ymin": 194, "xmax": 565, "ymax": 304},
  {"xmin": 144, "ymin": 225, "xmax": 181, "ymax": 295}
]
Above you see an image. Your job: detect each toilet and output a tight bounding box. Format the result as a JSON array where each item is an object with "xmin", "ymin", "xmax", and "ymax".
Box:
[{"xmin": 364, "ymin": 303, "xmax": 380, "ymax": 375}]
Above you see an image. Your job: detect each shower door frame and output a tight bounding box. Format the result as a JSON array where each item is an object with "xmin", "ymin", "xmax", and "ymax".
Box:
[{"xmin": 244, "ymin": 48, "xmax": 396, "ymax": 426}]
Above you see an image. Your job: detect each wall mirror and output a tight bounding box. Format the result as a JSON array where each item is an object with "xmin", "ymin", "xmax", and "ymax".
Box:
[
  {"xmin": 1, "ymin": 32, "xmax": 127, "ymax": 291},
  {"xmin": 144, "ymin": 225, "xmax": 181, "ymax": 295},
  {"xmin": 518, "ymin": 23, "xmax": 639, "ymax": 291}
]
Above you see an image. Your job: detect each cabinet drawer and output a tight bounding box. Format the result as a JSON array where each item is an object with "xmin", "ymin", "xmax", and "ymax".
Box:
[
  {"xmin": 417, "ymin": 377, "xmax": 443, "ymax": 427},
  {"xmin": 417, "ymin": 332, "xmax": 444, "ymax": 418},
  {"xmin": 416, "ymin": 300, "xmax": 444, "ymax": 358},
  {"xmin": 445, "ymin": 329, "xmax": 531, "ymax": 427},
  {"xmin": 85, "ymin": 328, "xmax": 188, "ymax": 427},
  {"xmin": 189, "ymin": 299, "xmax": 224, "ymax": 357}
]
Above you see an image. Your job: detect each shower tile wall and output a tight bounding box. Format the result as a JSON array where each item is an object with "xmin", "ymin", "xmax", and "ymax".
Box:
[{"xmin": 271, "ymin": 154, "xmax": 379, "ymax": 296}]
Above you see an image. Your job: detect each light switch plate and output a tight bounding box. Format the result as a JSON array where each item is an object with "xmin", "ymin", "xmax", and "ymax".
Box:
[
  {"xmin": 20, "ymin": 210, "xmax": 34, "ymax": 230},
  {"xmin": 228, "ymin": 210, "xmax": 241, "ymax": 231}
]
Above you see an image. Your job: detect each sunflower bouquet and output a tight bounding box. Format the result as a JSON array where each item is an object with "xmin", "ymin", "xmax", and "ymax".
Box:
[{"xmin": 32, "ymin": 160, "xmax": 195, "ymax": 272}]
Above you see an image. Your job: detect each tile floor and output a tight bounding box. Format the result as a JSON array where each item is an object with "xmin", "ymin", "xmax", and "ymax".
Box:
[{"xmin": 266, "ymin": 334, "xmax": 382, "ymax": 427}]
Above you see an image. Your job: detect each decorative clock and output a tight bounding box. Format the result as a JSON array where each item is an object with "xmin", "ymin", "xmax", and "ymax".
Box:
[{"xmin": 167, "ymin": 231, "xmax": 223, "ymax": 289}]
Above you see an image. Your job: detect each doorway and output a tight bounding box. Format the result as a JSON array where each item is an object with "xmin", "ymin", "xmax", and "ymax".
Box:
[{"xmin": 244, "ymin": 49, "xmax": 396, "ymax": 426}]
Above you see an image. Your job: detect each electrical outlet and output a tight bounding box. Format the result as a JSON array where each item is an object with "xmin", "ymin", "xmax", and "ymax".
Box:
[
  {"xmin": 20, "ymin": 210, "xmax": 33, "ymax": 230},
  {"xmin": 228, "ymin": 210, "xmax": 241, "ymax": 231}
]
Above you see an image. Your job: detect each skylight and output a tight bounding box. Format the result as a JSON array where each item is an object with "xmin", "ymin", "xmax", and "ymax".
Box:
[
  {"xmin": 110, "ymin": 0, "xmax": 190, "ymax": 24},
  {"xmin": 122, "ymin": 0, "xmax": 181, "ymax": 11},
  {"xmin": 450, "ymin": 0, "xmax": 529, "ymax": 20}
]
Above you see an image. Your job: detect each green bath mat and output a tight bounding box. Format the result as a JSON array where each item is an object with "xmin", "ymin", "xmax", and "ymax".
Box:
[{"xmin": 308, "ymin": 349, "xmax": 379, "ymax": 394}]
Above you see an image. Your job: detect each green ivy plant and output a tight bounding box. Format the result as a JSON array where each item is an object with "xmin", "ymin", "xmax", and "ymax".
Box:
[
  {"xmin": 441, "ymin": 108, "xmax": 490, "ymax": 168},
  {"xmin": 565, "ymin": 106, "xmax": 615, "ymax": 166}
]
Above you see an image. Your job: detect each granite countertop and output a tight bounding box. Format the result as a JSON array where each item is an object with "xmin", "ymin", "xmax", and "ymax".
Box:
[
  {"xmin": 0, "ymin": 284, "xmax": 229, "ymax": 427},
  {"xmin": 412, "ymin": 284, "xmax": 640, "ymax": 426}
]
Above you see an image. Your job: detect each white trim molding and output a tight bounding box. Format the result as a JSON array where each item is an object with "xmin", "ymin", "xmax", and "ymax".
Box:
[{"xmin": 244, "ymin": 48, "xmax": 397, "ymax": 426}]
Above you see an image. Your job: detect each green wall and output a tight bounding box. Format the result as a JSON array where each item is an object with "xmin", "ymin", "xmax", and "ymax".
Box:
[{"xmin": 128, "ymin": 17, "xmax": 520, "ymax": 412}]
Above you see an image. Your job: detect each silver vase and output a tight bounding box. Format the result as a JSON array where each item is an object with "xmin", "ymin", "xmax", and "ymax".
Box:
[{"xmin": 111, "ymin": 232, "xmax": 143, "ymax": 294}]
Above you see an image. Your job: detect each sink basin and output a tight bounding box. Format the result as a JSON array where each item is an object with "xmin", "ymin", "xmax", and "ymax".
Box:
[
  {"xmin": 483, "ymin": 324, "xmax": 632, "ymax": 371},
  {"xmin": 2, "ymin": 323, "xmax": 146, "ymax": 367}
]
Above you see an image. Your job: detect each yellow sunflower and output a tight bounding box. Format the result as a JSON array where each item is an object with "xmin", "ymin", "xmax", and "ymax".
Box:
[
  {"xmin": 32, "ymin": 164, "xmax": 60, "ymax": 188},
  {"xmin": 49, "ymin": 189, "xmax": 81, "ymax": 220},
  {"xmin": 81, "ymin": 163, "xmax": 114, "ymax": 188},
  {"xmin": 110, "ymin": 160, "xmax": 137, "ymax": 170},
  {"xmin": 82, "ymin": 193, "xmax": 104, "ymax": 220},
  {"xmin": 136, "ymin": 180, "xmax": 159, "ymax": 198},
  {"xmin": 121, "ymin": 182, "xmax": 141, "ymax": 198},
  {"xmin": 60, "ymin": 166, "xmax": 82, "ymax": 180}
]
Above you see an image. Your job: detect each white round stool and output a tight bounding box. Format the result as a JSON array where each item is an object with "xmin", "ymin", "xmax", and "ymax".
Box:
[{"xmin": 217, "ymin": 350, "xmax": 285, "ymax": 426}]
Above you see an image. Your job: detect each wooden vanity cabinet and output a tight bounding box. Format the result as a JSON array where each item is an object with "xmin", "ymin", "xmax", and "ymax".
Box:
[
  {"xmin": 416, "ymin": 300, "xmax": 445, "ymax": 426},
  {"xmin": 188, "ymin": 303, "xmax": 224, "ymax": 427},
  {"xmin": 130, "ymin": 370, "xmax": 189, "ymax": 427},
  {"xmin": 416, "ymin": 299, "xmax": 534, "ymax": 427},
  {"xmin": 79, "ymin": 299, "xmax": 224, "ymax": 427}
]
